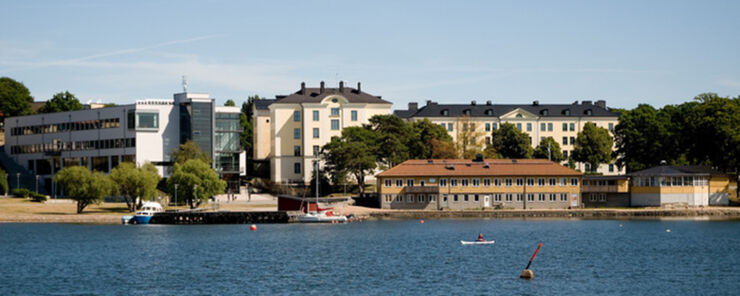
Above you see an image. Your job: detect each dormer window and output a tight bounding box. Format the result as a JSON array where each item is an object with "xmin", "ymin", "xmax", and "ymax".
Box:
[
  {"xmin": 441, "ymin": 109, "xmax": 449, "ymax": 116},
  {"xmin": 585, "ymin": 109, "xmax": 592, "ymax": 116},
  {"xmin": 485, "ymin": 109, "xmax": 493, "ymax": 116},
  {"xmin": 463, "ymin": 109, "xmax": 471, "ymax": 116},
  {"xmin": 563, "ymin": 109, "xmax": 570, "ymax": 116},
  {"xmin": 541, "ymin": 109, "xmax": 549, "ymax": 116},
  {"xmin": 516, "ymin": 113, "xmax": 523, "ymax": 118}
]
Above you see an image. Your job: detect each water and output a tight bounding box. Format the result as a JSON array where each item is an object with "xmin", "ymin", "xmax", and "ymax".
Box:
[{"xmin": 1, "ymin": 219, "xmax": 739, "ymax": 295}]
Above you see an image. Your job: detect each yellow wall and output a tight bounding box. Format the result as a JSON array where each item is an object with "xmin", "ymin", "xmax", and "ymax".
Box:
[
  {"xmin": 378, "ymin": 176, "xmax": 581, "ymax": 196},
  {"xmin": 711, "ymin": 175, "xmax": 738, "ymax": 200}
]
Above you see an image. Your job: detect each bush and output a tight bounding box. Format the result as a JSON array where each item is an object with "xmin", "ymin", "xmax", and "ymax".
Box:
[
  {"xmin": 30, "ymin": 192, "xmax": 47, "ymax": 202},
  {"xmin": 12, "ymin": 188, "xmax": 31, "ymax": 198}
]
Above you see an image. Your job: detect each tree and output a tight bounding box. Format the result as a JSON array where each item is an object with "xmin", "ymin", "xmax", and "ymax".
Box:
[
  {"xmin": 614, "ymin": 104, "xmax": 675, "ymax": 172},
  {"xmin": 455, "ymin": 116, "xmax": 484, "ymax": 159},
  {"xmin": 38, "ymin": 91, "xmax": 83, "ymax": 113},
  {"xmin": 54, "ymin": 166, "xmax": 115, "ymax": 213},
  {"xmin": 241, "ymin": 95, "xmax": 261, "ymax": 175},
  {"xmin": 573, "ymin": 122, "xmax": 613, "ymax": 172},
  {"xmin": 430, "ymin": 138, "xmax": 458, "ymax": 159},
  {"xmin": 368, "ymin": 114, "xmax": 413, "ymax": 168},
  {"xmin": 410, "ymin": 119, "xmax": 453, "ymax": 159},
  {"xmin": 0, "ymin": 77, "xmax": 33, "ymax": 121},
  {"xmin": 489, "ymin": 122, "xmax": 533, "ymax": 158},
  {"xmin": 171, "ymin": 140, "xmax": 211, "ymax": 165},
  {"xmin": 224, "ymin": 99, "xmax": 236, "ymax": 107},
  {"xmin": 682, "ymin": 93, "xmax": 740, "ymax": 173},
  {"xmin": 533, "ymin": 137, "xmax": 564, "ymax": 162},
  {"xmin": 167, "ymin": 159, "xmax": 226, "ymax": 208},
  {"xmin": 322, "ymin": 127, "xmax": 378, "ymax": 196},
  {"xmin": 110, "ymin": 162, "xmax": 161, "ymax": 212},
  {"xmin": 0, "ymin": 168, "xmax": 8, "ymax": 196}
]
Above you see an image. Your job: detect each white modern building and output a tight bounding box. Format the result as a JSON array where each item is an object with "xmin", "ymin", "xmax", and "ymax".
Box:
[{"xmin": 3, "ymin": 91, "xmax": 245, "ymax": 195}]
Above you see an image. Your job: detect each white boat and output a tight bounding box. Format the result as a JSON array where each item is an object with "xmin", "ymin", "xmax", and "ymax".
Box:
[
  {"xmin": 131, "ymin": 202, "xmax": 164, "ymax": 224},
  {"xmin": 296, "ymin": 210, "xmax": 348, "ymax": 223},
  {"xmin": 460, "ymin": 240, "xmax": 496, "ymax": 245}
]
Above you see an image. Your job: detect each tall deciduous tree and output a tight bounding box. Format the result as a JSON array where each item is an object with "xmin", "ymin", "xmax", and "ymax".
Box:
[
  {"xmin": 110, "ymin": 162, "xmax": 161, "ymax": 212},
  {"xmin": 368, "ymin": 114, "xmax": 412, "ymax": 168},
  {"xmin": 54, "ymin": 166, "xmax": 115, "ymax": 213},
  {"xmin": 430, "ymin": 138, "xmax": 458, "ymax": 159},
  {"xmin": 0, "ymin": 168, "xmax": 8, "ymax": 196},
  {"xmin": 455, "ymin": 116, "xmax": 484, "ymax": 159},
  {"xmin": 0, "ymin": 77, "xmax": 33, "ymax": 120},
  {"xmin": 533, "ymin": 137, "xmax": 564, "ymax": 162},
  {"xmin": 573, "ymin": 122, "xmax": 613, "ymax": 172},
  {"xmin": 614, "ymin": 104, "xmax": 675, "ymax": 172},
  {"xmin": 410, "ymin": 119, "xmax": 453, "ymax": 159},
  {"xmin": 489, "ymin": 122, "xmax": 533, "ymax": 159},
  {"xmin": 39, "ymin": 91, "xmax": 83, "ymax": 113},
  {"xmin": 224, "ymin": 99, "xmax": 236, "ymax": 106},
  {"xmin": 167, "ymin": 159, "xmax": 226, "ymax": 208},
  {"xmin": 171, "ymin": 140, "xmax": 211, "ymax": 165},
  {"xmin": 322, "ymin": 127, "xmax": 378, "ymax": 195}
]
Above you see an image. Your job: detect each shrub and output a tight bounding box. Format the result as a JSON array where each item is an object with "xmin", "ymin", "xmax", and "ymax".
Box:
[
  {"xmin": 12, "ymin": 188, "xmax": 31, "ymax": 198},
  {"xmin": 30, "ymin": 192, "xmax": 47, "ymax": 202}
]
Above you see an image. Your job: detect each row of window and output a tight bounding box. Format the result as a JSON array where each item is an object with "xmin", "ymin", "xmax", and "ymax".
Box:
[
  {"xmin": 383, "ymin": 177, "xmax": 579, "ymax": 187},
  {"xmin": 293, "ymin": 145, "xmax": 321, "ymax": 157},
  {"xmin": 11, "ymin": 118, "xmax": 121, "ymax": 136},
  {"xmin": 294, "ymin": 110, "xmax": 359, "ymax": 122},
  {"xmin": 294, "ymin": 120, "xmax": 342, "ymax": 139},
  {"xmin": 589, "ymin": 193, "xmax": 608, "ymax": 202},
  {"xmin": 583, "ymin": 180, "xmax": 618, "ymax": 186},
  {"xmin": 10, "ymin": 138, "xmax": 136, "ymax": 154},
  {"xmin": 440, "ymin": 121, "xmax": 614, "ymax": 134},
  {"xmin": 632, "ymin": 176, "xmax": 709, "ymax": 187},
  {"xmin": 383, "ymin": 193, "xmax": 570, "ymax": 203}
]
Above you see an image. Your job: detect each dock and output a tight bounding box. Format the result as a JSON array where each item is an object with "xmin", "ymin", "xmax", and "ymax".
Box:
[{"xmin": 150, "ymin": 211, "xmax": 289, "ymax": 224}]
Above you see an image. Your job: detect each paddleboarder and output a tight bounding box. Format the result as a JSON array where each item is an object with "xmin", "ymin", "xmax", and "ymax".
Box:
[{"xmin": 476, "ymin": 233, "xmax": 485, "ymax": 242}]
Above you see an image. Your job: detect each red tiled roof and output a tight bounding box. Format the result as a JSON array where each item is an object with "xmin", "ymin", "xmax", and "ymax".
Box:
[{"xmin": 376, "ymin": 159, "xmax": 582, "ymax": 177}]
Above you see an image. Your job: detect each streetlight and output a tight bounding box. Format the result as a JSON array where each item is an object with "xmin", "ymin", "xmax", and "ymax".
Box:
[
  {"xmin": 35, "ymin": 175, "xmax": 39, "ymax": 193},
  {"xmin": 16, "ymin": 173, "xmax": 20, "ymax": 190},
  {"xmin": 174, "ymin": 183, "xmax": 179, "ymax": 209}
]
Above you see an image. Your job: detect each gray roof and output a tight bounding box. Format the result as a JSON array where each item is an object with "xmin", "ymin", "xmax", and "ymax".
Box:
[
  {"xmin": 629, "ymin": 165, "xmax": 724, "ymax": 176},
  {"xmin": 254, "ymin": 99, "xmax": 276, "ymax": 110},
  {"xmin": 395, "ymin": 100, "xmax": 618, "ymax": 118},
  {"xmin": 273, "ymin": 83, "xmax": 391, "ymax": 105}
]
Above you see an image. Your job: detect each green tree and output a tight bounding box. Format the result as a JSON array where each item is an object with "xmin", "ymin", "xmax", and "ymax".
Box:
[
  {"xmin": 167, "ymin": 159, "xmax": 226, "ymax": 208},
  {"xmin": 171, "ymin": 140, "xmax": 211, "ymax": 165},
  {"xmin": 430, "ymin": 138, "xmax": 459, "ymax": 159},
  {"xmin": 614, "ymin": 104, "xmax": 675, "ymax": 172},
  {"xmin": 489, "ymin": 122, "xmax": 533, "ymax": 158},
  {"xmin": 322, "ymin": 127, "xmax": 378, "ymax": 195},
  {"xmin": 0, "ymin": 168, "xmax": 8, "ymax": 196},
  {"xmin": 409, "ymin": 119, "xmax": 453, "ymax": 159},
  {"xmin": 38, "ymin": 91, "xmax": 83, "ymax": 113},
  {"xmin": 683, "ymin": 93, "xmax": 740, "ymax": 172},
  {"xmin": 368, "ymin": 114, "xmax": 412, "ymax": 168},
  {"xmin": 224, "ymin": 99, "xmax": 236, "ymax": 107},
  {"xmin": 573, "ymin": 122, "xmax": 613, "ymax": 172},
  {"xmin": 241, "ymin": 95, "xmax": 261, "ymax": 175},
  {"xmin": 0, "ymin": 77, "xmax": 34, "ymax": 120},
  {"xmin": 533, "ymin": 137, "xmax": 564, "ymax": 162},
  {"xmin": 455, "ymin": 116, "xmax": 484, "ymax": 159},
  {"xmin": 54, "ymin": 166, "xmax": 115, "ymax": 213},
  {"xmin": 110, "ymin": 162, "xmax": 162, "ymax": 212}
]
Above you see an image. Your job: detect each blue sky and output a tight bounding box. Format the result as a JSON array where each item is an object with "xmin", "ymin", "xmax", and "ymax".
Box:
[{"xmin": 1, "ymin": 0, "xmax": 739, "ymax": 109}]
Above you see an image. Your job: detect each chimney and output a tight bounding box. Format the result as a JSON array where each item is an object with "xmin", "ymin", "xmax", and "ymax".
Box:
[
  {"xmin": 595, "ymin": 100, "xmax": 606, "ymax": 109},
  {"xmin": 339, "ymin": 81, "xmax": 344, "ymax": 93},
  {"xmin": 582, "ymin": 100, "xmax": 592, "ymax": 105},
  {"xmin": 356, "ymin": 82, "xmax": 361, "ymax": 93},
  {"xmin": 301, "ymin": 82, "xmax": 306, "ymax": 94},
  {"xmin": 320, "ymin": 81, "xmax": 325, "ymax": 93},
  {"xmin": 426, "ymin": 100, "xmax": 432, "ymax": 106},
  {"xmin": 471, "ymin": 100, "xmax": 477, "ymax": 105},
  {"xmin": 533, "ymin": 100, "xmax": 539, "ymax": 106},
  {"xmin": 408, "ymin": 102, "xmax": 418, "ymax": 112},
  {"xmin": 486, "ymin": 100, "xmax": 492, "ymax": 105}
]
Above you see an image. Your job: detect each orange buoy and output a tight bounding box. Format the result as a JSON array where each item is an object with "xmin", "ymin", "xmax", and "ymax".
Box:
[
  {"xmin": 420, "ymin": 220, "xmax": 425, "ymax": 224},
  {"xmin": 250, "ymin": 224, "xmax": 257, "ymax": 231}
]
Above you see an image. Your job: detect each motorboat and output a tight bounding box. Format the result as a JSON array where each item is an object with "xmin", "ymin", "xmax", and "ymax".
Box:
[{"xmin": 132, "ymin": 202, "xmax": 163, "ymax": 224}]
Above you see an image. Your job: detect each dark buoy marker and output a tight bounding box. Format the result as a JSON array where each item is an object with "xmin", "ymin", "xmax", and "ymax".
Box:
[{"xmin": 520, "ymin": 243, "xmax": 542, "ymax": 279}]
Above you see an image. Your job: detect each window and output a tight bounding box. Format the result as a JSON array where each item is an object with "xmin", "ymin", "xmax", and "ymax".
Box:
[
  {"xmin": 492, "ymin": 123, "xmax": 497, "ymax": 130},
  {"xmin": 527, "ymin": 178, "xmax": 535, "ymax": 186},
  {"xmin": 442, "ymin": 109, "xmax": 449, "ymax": 116},
  {"xmin": 560, "ymin": 178, "xmax": 567, "ymax": 186},
  {"xmin": 563, "ymin": 137, "xmax": 568, "ymax": 145},
  {"xmin": 407, "ymin": 179, "xmax": 414, "ymax": 187},
  {"xmin": 561, "ymin": 193, "xmax": 568, "ymax": 201},
  {"xmin": 420, "ymin": 180, "xmax": 426, "ymax": 186},
  {"xmin": 540, "ymin": 123, "xmax": 546, "ymax": 131},
  {"xmin": 293, "ymin": 111, "xmax": 301, "ymax": 121},
  {"xmin": 527, "ymin": 123, "xmax": 532, "ymax": 132},
  {"xmin": 464, "ymin": 195, "xmax": 469, "ymax": 202},
  {"xmin": 516, "ymin": 178, "xmax": 524, "ymax": 186},
  {"xmin": 589, "ymin": 193, "xmax": 597, "ymax": 202},
  {"xmin": 418, "ymin": 195, "xmax": 425, "ymax": 203},
  {"xmin": 563, "ymin": 151, "xmax": 569, "ymax": 158},
  {"xmin": 450, "ymin": 179, "xmax": 458, "ymax": 187},
  {"xmin": 384, "ymin": 179, "xmax": 392, "ymax": 187},
  {"xmin": 608, "ymin": 123, "xmax": 614, "ymax": 132},
  {"xmin": 516, "ymin": 194, "xmax": 523, "ymax": 201},
  {"xmin": 313, "ymin": 110, "xmax": 319, "ymax": 121},
  {"xmin": 294, "ymin": 162, "xmax": 301, "ymax": 174},
  {"xmin": 516, "ymin": 123, "xmax": 522, "ymax": 130},
  {"xmin": 472, "ymin": 179, "xmax": 480, "ymax": 187},
  {"xmin": 474, "ymin": 194, "xmax": 479, "ymax": 202},
  {"xmin": 609, "ymin": 164, "xmax": 614, "ymax": 172},
  {"xmin": 331, "ymin": 119, "xmax": 339, "ymax": 130},
  {"xmin": 396, "ymin": 179, "xmax": 403, "ymax": 187},
  {"xmin": 485, "ymin": 123, "xmax": 491, "ymax": 131},
  {"xmin": 527, "ymin": 194, "xmax": 535, "ymax": 201},
  {"xmin": 331, "ymin": 108, "xmax": 340, "ymax": 116},
  {"xmin": 494, "ymin": 194, "xmax": 502, "ymax": 201},
  {"xmin": 313, "ymin": 128, "xmax": 319, "ymax": 139},
  {"xmin": 562, "ymin": 123, "xmax": 568, "ymax": 131},
  {"xmin": 135, "ymin": 112, "xmax": 159, "ymax": 129},
  {"xmin": 494, "ymin": 178, "xmax": 501, "ymax": 187},
  {"xmin": 549, "ymin": 178, "xmax": 556, "ymax": 186},
  {"xmin": 430, "ymin": 195, "xmax": 436, "ymax": 202},
  {"xmin": 461, "ymin": 179, "xmax": 469, "ymax": 187},
  {"xmin": 483, "ymin": 178, "xmax": 491, "ymax": 186},
  {"xmin": 570, "ymin": 137, "xmax": 575, "ymax": 145},
  {"xmin": 407, "ymin": 195, "xmax": 413, "ymax": 203},
  {"xmin": 486, "ymin": 137, "xmax": 491, "ymax": 144},
  {"xmin": 293, "ymin": 128, "xmax": 301, "ymax": 139},
  {"xmin": 447, "ymin": 123, "xmax": 453, "ymax": 132},
  {"xmin": 538, "ymin": 194, "xmax": 546, "ymax": 201},
  {"xmin": 571, "ymin": 178, "xmax": 579, "ymax": 186},
  {"xmin": 546, "ymin": 123, "xmax": 552, "ymax": 131},
  {"xmin": 294, "ymin": 145, "xmax": 301, "ymax": 156},
  {"xmin": 505, "ymin": 194, "xmax": 512, "ymax": 201},
  {"xmin": 440, "ymin": 178, "xmax": 447, "ymax": 187},
  {"xmin": 440, "ymin": 123, "xmax": 446, "ymax": 130},
  {"xmin": 570, "ymin": 123, "xmax": 575, "ymax": 131},
  {"xmin": 505, "ymin": 178, "xmax": 512, "ymax": 187},
  {"xmin": 351, "ymin": 110, "xmax": 358, "ymax": 121},
  {"xmin": 453, "ymin": 195, "xmax": 459, "ymax": 202},
  {"xmin": 313, "ymin": 145, "xmax": 320, "ymax": 156},
  {"xmin": 599, "ymin": 193, "xmax": 607, "ymax": 202},
  {"xmin": 538, "ymin": 178, "xmax": 545, "ymax": 186}
]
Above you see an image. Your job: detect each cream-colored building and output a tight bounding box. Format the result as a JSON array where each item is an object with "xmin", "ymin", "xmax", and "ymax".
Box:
[
  {"xmin": 254, "ymin": 81, "xmax": 392, "ymax": 184},
  {"xmin": 395, "ymin": 100, "xmax": 623, "ymax": 175}
]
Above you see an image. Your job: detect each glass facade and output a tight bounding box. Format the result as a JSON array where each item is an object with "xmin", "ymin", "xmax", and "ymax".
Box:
[
  {"xmin": 215, "ymin": 112, "xmax": 241, "ymax": 173},
  {"xmin": 180, "ymin": 101, "xmax": 214, "ymax": 157}
]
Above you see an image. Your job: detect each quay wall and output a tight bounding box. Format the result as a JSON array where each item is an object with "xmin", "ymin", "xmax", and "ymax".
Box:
[{"xmin": 365, "ymin": 208, "xmax": 740, "ymax": 220}]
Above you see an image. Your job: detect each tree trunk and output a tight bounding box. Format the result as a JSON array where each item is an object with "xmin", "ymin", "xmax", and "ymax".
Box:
[{"xmin": 77, "ymin": 201, "xmax": 87, "ymax": 214}]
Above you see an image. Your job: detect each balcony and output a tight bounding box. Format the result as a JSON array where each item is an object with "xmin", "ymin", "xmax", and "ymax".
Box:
[
  {"xmin": 582, "ymin": 185, "xmax": 624, "ymax": 193},
  {"xmin": 404, "ymin": 186, "xmax": 440, "ymax": 194}
]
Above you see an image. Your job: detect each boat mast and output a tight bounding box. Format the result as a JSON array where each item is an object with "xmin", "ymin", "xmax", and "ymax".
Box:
[{"xmin": 315, "ymin": 160, "xmax": 319, "ymax": 212}]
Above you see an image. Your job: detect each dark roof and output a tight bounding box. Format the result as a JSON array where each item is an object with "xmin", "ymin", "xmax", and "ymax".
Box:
[
  {"xmin": 583, "ymin": 175, "xmax": 629, "ymax": 180},
  {"xmin": 254, "ymin": 99, "xmax": 276, "ymax": 110},
  {"xmin": 273, "ymin": 83, "xmax": 391, "ymax": 105},
  {"xmin": 630, "ymin": 165, "xmax": 725, "ymax": 176},
  {"xmin": 395, "ymin": 100, "xmax": 618, "ymax": 118}
]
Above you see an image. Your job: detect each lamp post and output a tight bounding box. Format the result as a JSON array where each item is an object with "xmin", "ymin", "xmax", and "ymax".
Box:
[
  {"xmin": 35, "ymin": 175, "xmax": 39, "ymax": 193},
  {"xmin": 174, "ymin": 183, "xmax": 179, "ymax": 209},
  {"xmin": 16, "ymin": 173, "xmax": 20, "ymax": 190}
]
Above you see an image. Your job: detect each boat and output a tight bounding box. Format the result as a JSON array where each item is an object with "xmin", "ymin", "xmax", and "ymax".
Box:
[
  {"xmin": 131, "ymin": 202, "xmax": 163, "ymax": 224},
  {"xmin": 460, "ymin": 240, "xmax": 496, "ymax": 245},
  {"xmin": 296, "ymin": 161, "xmax": 348, "ymax": 223}
]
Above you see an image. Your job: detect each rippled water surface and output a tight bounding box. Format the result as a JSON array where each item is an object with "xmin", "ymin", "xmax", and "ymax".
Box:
[{"xmin": 1, "ymin": 219, "xmax": 739, "ymax": 295}]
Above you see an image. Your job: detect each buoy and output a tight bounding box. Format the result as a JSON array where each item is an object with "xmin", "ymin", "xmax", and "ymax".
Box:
[
  {"xmin": 619, "ymin": 224, "xmax": 623, "ymax": 227},
  {"xmin": 419, "ymin": 220, "xmax": 425, "ymax": 224},
  {"xmin": 250, "ymin": 224, "xmax": 257, "ymax": 231},
  {"xmin": 520, "ymin": 243, "xmax": 542, "ymax": 279},
  {"xmin": 666, "ymin": 229, "xmax": 671, "ymax": 233}
]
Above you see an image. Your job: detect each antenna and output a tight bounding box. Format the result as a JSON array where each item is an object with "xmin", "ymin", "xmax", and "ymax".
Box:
[{"xmin": 182, "ymin": 76, "xmax": 188, "ymax": 92}]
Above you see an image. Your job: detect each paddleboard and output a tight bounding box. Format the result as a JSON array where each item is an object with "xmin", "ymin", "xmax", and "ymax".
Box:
[{"xmin": 460, "ymin": 240, "xmax": 495, "ymax": 245}]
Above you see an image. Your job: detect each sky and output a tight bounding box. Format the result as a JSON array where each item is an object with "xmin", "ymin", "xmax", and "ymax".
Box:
[{"xmin": 1, "ymin": 0, "xmax": 739, "ymax": 109}]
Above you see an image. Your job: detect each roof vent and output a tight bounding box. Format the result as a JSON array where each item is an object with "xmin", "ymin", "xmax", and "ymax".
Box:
[
  {"xmin": 474, "ymin": 153, "xmax": 483, "ymax": 162},
  {"xmin": 486, "ymin": 100, "xmax": 492, "ymax": 105},
  {"xmin": 320, "ymin": 81, "xmax": 325, "ymax": 93},
  {"xmin": 471, "ymin": 100, "xmax": 477, "ymax": 105},
  {"xmin": 339, "ymin": 81, "xmax": 344, "ymax": 93},
  {"xmin": 533, "ymin": 100, "xmax": 539, "ymax": 106},
  {"xmin": 409, "ymin": 102, "xmax": 418, "ymax": 112},
  {"xmin": 446, "ymin": 164, "xmax": 455, "ymax": 170},
  {"xmin": 426, "ymin": 100, "xmax": 432, "ymax": 106}
]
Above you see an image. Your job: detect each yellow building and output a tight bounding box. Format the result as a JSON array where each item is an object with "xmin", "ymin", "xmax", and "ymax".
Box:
[
  {"xmin": 394, "ymin": 100, "xmax": 622, "ymax": 175},
  {"xmin": 254, "ymin": 81, "xmax": 392, "ymax": 184},
  {"xmin": 630, "ymin": 165, "xmax": 738, "ymax": 206},
  {"xmin": 376, "ymin": 158, "xmax": 582, "ymax": 210},
  {"xmin": 582, "ymin": 175, "xmax": 630, "ymax": 207}
]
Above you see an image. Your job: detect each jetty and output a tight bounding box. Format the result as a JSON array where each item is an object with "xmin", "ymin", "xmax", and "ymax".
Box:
[{"xmin": 150, "ymin": 211, "xmax": 289, "ymax": 224}]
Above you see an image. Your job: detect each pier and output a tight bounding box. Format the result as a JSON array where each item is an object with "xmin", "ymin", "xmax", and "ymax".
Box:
[{"xmin": 150, "ymin": 211, "xmax": 289, "ymax": 224}]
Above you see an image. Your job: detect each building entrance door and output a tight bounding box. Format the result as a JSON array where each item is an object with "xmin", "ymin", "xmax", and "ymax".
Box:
[{"xmin": 484, "ymin": 195, "xmax": 490, "ymax": 208}]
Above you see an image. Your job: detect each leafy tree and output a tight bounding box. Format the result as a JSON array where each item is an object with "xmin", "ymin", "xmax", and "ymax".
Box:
[
  {"xmin": 0, "ymin": 77, "xmax": 33, "ymax": 120},
  {"xmin": 368, "ymin": 114, "xmax": 412, "ymax": 168},
  {"xmin": 0, "ymin": 168, "xmax": 8, "ymax": 195},
  {"xmin": 54, "ymin": 166, "xmax": 115, "ymax": 213},
  {"xmin": 533, "ymin": 137, "xmax": 564, "ymax": 162},
  {"xmin": 573, "ymin": 122, "xmax": 613, "ymax": 172},
  {"xmin": 38, "ymin": 91, "xmax": 83, "ymax": 113},
  {"xmin": 455, "ymin": 116, "xmax": 484, "ymax": 159},
  {"xmin": 682, "ymin": 93, "xmax": 740, "ymax": 172},
  {"xmin": 241, "ymin": 95, "xmax": 261, "ymax": 175},
  {"xmin": 224, "ymin": 99, "xmax": 236, "ymax": 107},
  {"xmin": 489, "ymin": 122, "xmax": 533, "ymax": 158},
  {"xmin": 167, "ymin": 159, "xmax": 226, "ymax": 208},
  {"xmin": 430, "ymin": 138, "xmax": 458, "ymax": 159},
  {"xmin": 171, "ymin": 140, "xmax": 211, "ymax": 165},
  {"xmin": 409, "ymin": 119, "xmax": 453, "ymax": 159},
  {"xmin": 110, "ymin": 162, "xmax": 161, "ymax": 212},
  {"xmin": 614, "ymin": 104, "xmax": 675, "ymax": 172},
  {"xmin": 322, "ymin": 127, "xmax": 378, "ymax": 195}
]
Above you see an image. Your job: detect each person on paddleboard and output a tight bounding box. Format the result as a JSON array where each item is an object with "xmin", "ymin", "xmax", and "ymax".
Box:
[{"xmin": 477, "ymin": 233, "xmax": 485, "ymax": 242}]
